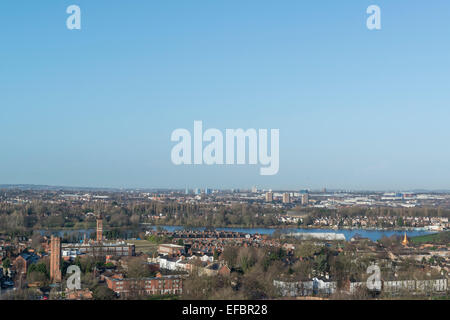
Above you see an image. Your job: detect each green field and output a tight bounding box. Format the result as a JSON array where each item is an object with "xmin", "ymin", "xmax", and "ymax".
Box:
[
  {"xmin": 410, "ymin": 231, "xmax": 450, "ymax": 244},
  {"xmin": 127, "ymin": 240, "xmax": 159, "ymax": 255}
]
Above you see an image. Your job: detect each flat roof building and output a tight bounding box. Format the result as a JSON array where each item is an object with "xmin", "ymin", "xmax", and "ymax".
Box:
[
  {"xmin": 61, "ymin": 241, "xmax": 135, "ymax": 258},
  {"xmin": 158, "ymin": 244, "xmax": 185, "ymax": 256}
]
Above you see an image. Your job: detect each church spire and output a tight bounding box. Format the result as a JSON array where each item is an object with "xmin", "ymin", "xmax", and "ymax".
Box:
[{"xmin": 402, "ymin": 232, "xmax": 408, "ymax": 246}]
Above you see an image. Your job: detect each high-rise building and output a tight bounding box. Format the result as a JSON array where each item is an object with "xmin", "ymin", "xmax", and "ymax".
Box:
[
  {"xmin": 97, "ymin": 215, "xmax": 103, "ymax": 243},
  {"xmin": 252, "ymin": 186, "xmax": 258, "ymax": 193},
  {"xmin": 265, "ymin": 191, "xmax": 273, "ymax": 202},
  {"xmin": 50, "ymin": 236, "xmax": 62, "ymax": 283},
  {"xmin": 282, "ymin": 193, "xmax": 291, "ymax": 204},
  {"xmin": 301, "ymin": 193, "xmax": 309, "ymax": 205}
]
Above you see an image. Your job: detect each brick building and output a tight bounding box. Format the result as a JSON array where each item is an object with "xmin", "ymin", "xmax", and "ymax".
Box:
[
  {"xmin": 105, "ymin": 274, "xmax": 183, "ymax": 296},
  {"xmin": 65, "ymin": 288, "xmax": 94, "ymax": 300},
  {"xmin": 158, "ymin": 244, "xmax": 185, "ymax": 256},
  {"xmin": 13, "ymin": 252, "xmax": 40, "ymax": 276}
]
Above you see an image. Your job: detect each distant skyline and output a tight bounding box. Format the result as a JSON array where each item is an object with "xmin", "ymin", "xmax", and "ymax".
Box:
[
  {"xmin": 1, "ymin": 1, "xmax": 450, "ymax": 190},
  {"xmin": 3, "ymin": 183, "xmax": 450, "ymax": 194}
]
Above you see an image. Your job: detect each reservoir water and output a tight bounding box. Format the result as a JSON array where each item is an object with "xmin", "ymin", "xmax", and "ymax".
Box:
[
  {"xmin": 148, "ymin": 226, "xmax": 435, "ymax": 241},
  {"xmin": 39, "ymin": 226, "xmax": 436, "ymax": 242}
]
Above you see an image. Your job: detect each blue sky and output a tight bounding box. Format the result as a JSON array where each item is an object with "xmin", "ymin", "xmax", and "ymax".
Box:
[{"xmin": 1, "ymin": 1, "xmax": 449, "ymax": 190}]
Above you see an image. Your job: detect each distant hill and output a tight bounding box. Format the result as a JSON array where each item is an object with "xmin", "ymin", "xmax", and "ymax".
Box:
[
  {"xmin": 0, "ymin": 184, "xmax": 169, "ymax": 193},
  {"xmin": 0, "ymin": 184, "xmax": 119, "ymax": 191}
]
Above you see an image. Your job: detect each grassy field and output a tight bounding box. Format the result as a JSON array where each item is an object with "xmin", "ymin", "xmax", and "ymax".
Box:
[
  {"xmin": 410, "ymin": 231, "xmax": 450, "ymax": 244},
  {"xmin": 127, "ymin": 240, "xmax": 159, "ymax": 255}
]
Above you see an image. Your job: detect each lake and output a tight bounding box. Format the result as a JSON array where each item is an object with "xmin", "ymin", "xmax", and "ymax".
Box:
[
  {"xmin": 148, "ymin": 226, "xmax": 436, "ymax": 241},
  {"xmin": 39, "ymin": 226, "xmax": 436, "ymax": 242}
]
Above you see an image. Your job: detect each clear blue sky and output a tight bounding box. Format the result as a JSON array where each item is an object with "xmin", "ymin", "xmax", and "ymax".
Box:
[{"xmin": 1, "ymin": 1, "xmax": 449, "ymax": 190}]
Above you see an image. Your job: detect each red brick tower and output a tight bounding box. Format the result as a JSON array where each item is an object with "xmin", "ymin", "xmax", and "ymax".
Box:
[
  {"xmin": 97, "ymin": 214, "xmax": 103, "ymax": 243},
  {"xmin": 50, "ymin": 236, "xmax": 62, "ymax": 283}
]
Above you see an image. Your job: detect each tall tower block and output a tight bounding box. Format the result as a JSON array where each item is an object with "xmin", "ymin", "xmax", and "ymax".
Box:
[
  {"xmin": 97, "ymin": 215, "xmax": 103, "ymax": 243},
  {"xmin": 50, "ymin": 236, "xmax": 62, "ymax": 283}
]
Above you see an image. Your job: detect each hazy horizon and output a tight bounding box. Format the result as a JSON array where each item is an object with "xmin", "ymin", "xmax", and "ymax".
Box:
[{"xmin": 2, "ymin": 183, "xmax": 450, "ymax": 194}]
